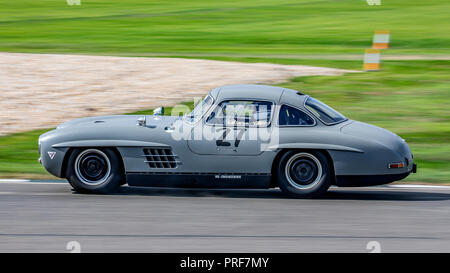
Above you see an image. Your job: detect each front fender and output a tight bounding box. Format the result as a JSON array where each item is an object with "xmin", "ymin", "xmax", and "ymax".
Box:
[
  {"xmin": 41, "ymin": 137, "xmax": 168, "ymax": 178},
  {"xmin": 39, "ymin": 143, "xmax": 69, "ymax": 178}
]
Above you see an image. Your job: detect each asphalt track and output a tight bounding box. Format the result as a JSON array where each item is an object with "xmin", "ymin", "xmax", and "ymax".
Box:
[{"xmin": 0, "ymin": 180, "xmax": 449, "ymax": 252}]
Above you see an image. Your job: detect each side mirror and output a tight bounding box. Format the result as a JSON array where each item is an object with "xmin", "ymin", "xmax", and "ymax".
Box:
[
  {"xmin": 153, "ymin": 107, "xmax": 164, "ymax": 116},
  {"xmin": 136, "ymin": 116, "xmax": 146, "ymax": 127}
]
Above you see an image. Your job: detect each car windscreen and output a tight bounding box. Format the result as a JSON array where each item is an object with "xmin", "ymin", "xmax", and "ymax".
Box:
[
  {"xmin": 305, "ymin": 97, "xmax": 347, "ymax": 125},
  {"xmin": 185, "ymin": 95, "xmax": 214, "ymax": 123}
]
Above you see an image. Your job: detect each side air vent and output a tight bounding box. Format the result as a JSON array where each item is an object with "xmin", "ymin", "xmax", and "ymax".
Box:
[{"xmin": 143, "ymin": 148, "xmax": 180, "ymax": 169}]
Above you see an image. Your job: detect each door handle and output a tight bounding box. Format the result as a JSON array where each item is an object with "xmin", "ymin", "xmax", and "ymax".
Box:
[{"xmin": 216, "ymin": 140, "xmax": 231, "ymax": 147}]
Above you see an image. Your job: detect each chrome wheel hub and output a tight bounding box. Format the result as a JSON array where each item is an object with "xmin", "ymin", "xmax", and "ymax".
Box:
[
  {"xmin": 75, "ymin": 149, "xmax": 111, "ymax": 186},
  {"xmin": 285, "ymin": 153, "xmax": 322, "ymax": 190}
]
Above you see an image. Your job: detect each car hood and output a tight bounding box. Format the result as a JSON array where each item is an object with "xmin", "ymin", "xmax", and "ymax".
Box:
[{"xmin": 56, "ymin": 115, "xmax": 179, "ymax": 130}]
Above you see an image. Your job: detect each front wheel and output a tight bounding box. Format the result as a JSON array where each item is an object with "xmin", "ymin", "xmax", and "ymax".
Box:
[
  {"xmin": 277, "ymin": 151, "xmax": 331, "ymax": 198},
  {"xmin": 66, "ymin": 148, "xmax": 124, "ymax": 194}
]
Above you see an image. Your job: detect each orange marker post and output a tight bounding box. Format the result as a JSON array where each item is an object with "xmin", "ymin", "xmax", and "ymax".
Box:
[
  {"xmin": 372, "ymin": 30, "xmax": 390, "ymax": 49},
  {"xmin": 363, "ymin": 49, "xmax": 381, "ymax": 71}
]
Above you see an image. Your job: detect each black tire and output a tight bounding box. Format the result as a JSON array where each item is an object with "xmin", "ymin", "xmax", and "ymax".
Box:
[
  {"xmin": 66, "ymin": 148, "xmax": 124, "ymax": 194},
  {"xmin": 277, "ymin": 150, "xmax": 331, "ymax": 198}
]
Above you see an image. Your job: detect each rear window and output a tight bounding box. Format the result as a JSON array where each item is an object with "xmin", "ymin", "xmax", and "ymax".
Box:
[
  {"xmin": 279, "ymin": 105, "xmax": 315, "ymax": 126},
  {"xmin": 305, "ymin": 97, "xmax": 346, "ymax": 125}
]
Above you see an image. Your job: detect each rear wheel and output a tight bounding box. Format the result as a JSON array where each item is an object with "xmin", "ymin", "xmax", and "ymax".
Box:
[
  {"xmin": 66, "ymin": 148, "xmax": 123, "ymax": 194},
  {"xmin": 277, "ymin": 151, "xmax": 331, "ymax": 198}
]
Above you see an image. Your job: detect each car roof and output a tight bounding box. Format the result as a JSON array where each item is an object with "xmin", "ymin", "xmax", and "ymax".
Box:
[{"xmin": 212, "ymin": 84, "xmax": 303, "ymax": 103}]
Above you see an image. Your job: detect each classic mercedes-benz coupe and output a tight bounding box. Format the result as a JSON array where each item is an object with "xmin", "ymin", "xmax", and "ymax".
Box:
[{"xmin": 39, "ymin": 84, "xmax": 416, "ymax": 197}]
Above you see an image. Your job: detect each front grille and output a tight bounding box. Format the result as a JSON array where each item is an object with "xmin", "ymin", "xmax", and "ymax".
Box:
[{"xmin": 143, "ymin": 148, "xmax": 180, "ymax": 169}]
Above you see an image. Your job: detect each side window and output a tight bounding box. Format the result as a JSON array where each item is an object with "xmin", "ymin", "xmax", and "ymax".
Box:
[
  {"xmin": 279, "ymin": 105, "xmax": 315, "ymax": 126},
  {"xmin": 206, "ymin": 100, "xmax": 273, "ymax": 127}
]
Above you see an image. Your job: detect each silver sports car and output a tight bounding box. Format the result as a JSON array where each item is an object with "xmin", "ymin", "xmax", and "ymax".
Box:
[{"xmin": 39, "ymin": 84, "xmax": 416, "ymax": 197}]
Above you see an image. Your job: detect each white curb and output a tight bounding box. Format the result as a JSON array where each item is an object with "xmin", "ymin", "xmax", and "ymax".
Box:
[
  {"xmin": 0, "ymin": 179, "xmax": 31, "ymax": 183},
  {"xmin": 387, "ymin": 184, "xmax": 450, "ymax": 189}
]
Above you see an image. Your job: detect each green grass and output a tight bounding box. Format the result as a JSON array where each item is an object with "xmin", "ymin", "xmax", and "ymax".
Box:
[
  {"xmin": 0, "ymin": 0, "xmax": 449, "ymax": 57},
  {"xmin": 0, "ymin": 129, "xmax": 50, "ymax": 178}
]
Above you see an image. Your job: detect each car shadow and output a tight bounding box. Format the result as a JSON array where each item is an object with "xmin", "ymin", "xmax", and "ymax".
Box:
[
  {"xmin": 112, "ymin": 186, "xmax": 450, "ymax": 201},
  {"xmin": 323, "ymin": 189, "xmax": 450, "ymax": 201}
]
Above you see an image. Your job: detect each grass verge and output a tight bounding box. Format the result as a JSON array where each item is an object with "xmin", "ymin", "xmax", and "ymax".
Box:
[{"xmin": 1, "ymin": 0, "xmax": 449, "ymax": 56}]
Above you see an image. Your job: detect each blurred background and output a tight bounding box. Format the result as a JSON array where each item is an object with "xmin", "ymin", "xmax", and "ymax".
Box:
[{"xmin": 0, "ymin": 0, "xmax": 449, "ymax": 183}]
